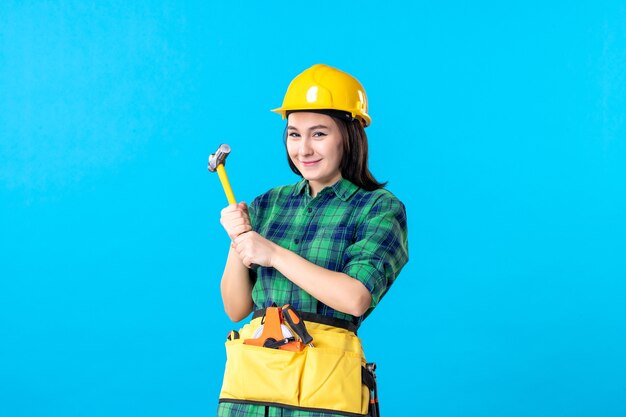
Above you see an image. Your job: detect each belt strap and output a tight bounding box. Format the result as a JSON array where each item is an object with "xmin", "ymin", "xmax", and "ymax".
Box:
[{"xmin": 252, "ymin": 308, "xmax": 359, "ymax": 334}]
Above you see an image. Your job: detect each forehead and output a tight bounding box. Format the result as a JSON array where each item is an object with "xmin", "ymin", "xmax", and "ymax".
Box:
[{"xmin": 287, "ymin": 112, "xmax": 337, "ymax": 128}]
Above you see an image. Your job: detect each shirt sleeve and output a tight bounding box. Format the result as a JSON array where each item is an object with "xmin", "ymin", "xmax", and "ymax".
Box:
[
  {"xmin": 342, "ymin": 192, "xmax": 409, "ymax": 315},
  {"xmin": 246, "ymin": 196, "xmax": 260, "ymax": 285},
  {"xmin": 248, "ymin": 196, "xmax": 258, "ymax": 229}
]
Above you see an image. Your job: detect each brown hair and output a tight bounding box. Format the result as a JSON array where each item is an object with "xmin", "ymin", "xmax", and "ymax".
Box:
[{"xmin": 283, "ymin": 114, "xmax": 386, "ymax": 191}]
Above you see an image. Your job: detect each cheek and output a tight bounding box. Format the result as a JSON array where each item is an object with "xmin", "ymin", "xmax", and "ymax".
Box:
[
  {"xmin": 286, "ymin": 142, "xmax": 300, "ymax": 162},
  {"xmin": 334, "ymin": 142, "xmax": 344, "ymax": 164}
]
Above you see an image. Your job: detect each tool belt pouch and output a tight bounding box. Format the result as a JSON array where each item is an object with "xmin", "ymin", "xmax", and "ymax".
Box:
[{"xmin": 219, "ymin": 319, "xmax": 370, "ymax": 416}]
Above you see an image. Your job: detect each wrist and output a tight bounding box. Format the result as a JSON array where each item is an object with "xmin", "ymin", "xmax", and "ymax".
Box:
[{"xmin": 269, "ymin": 242, "xmax": 285, "ymax": 269}]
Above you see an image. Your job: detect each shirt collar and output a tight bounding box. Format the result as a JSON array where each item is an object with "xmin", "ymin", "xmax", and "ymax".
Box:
[
  {"xmin": 292, "ymin": 178, "xmax": 359, "ymax": 202},
  {"xmin": 293, "ymin": 178, "xmax": 309, "ymax": 196}
]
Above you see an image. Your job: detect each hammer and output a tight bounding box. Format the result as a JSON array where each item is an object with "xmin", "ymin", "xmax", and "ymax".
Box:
[{"xmin": 208, "ymin": 144, "xmax": 236, "ymax": 205}]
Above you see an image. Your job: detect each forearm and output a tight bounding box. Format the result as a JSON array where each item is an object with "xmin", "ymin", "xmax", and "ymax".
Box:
[
  {"xmin": 271, "ymin": 245, "xmax": 372, "ymax": 317},
  {"xmin": 220, "ymin": 246, "xmax": 254, "ymax": 322}
]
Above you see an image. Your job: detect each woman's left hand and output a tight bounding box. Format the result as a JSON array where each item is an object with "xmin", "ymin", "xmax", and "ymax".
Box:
[{"xmin": 232, "ymin": 231, "xmax": 279, "ymax": 268}]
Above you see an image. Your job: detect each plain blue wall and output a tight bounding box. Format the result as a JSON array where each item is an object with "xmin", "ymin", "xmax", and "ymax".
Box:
[{"xmin": 1, "ymin": 1, "xmax": 625, "ymax": 416}]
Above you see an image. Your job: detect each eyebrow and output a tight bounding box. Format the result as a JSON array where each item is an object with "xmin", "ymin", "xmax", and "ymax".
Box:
[{"xmin": 287, "ymin": 124, "xmax": 330, "ymax": 131}]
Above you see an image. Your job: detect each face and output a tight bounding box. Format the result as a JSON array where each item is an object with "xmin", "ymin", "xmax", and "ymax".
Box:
[{"xmin": 286, "ymin": 112, "xmax": 344, "ymax": 196}]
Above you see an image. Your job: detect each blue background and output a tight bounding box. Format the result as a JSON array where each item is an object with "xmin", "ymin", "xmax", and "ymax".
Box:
[{"xmin": 1, "ymin": 1, "xmax": 625, "ymax": 416}]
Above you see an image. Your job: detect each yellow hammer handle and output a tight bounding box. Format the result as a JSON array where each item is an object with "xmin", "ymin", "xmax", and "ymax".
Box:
[{"xmin": 216, "ymin": 164, "xmax": 236, "ymax": 205}]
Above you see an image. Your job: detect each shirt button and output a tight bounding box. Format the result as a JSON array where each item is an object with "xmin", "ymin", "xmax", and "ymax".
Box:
[
  {"xmin": 294, "ymin": 239, "xmax": 300, "ymax": 244},
  {"xmin": 307, "ymin": 208, "xmax": 312, "ymax": 213}
]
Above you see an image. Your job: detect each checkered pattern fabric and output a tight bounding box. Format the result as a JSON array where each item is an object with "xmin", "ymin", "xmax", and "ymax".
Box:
[
  {"xmin": 217, "ymin": 178, "xmax": 408, "ymax": 416},
  {"xmin": 217, "ymin": 402, "xmax": 348, "ymax": 417},
  {"xmin": 248, "ymin": 178, "xmax": 408, "ymax": 324}
]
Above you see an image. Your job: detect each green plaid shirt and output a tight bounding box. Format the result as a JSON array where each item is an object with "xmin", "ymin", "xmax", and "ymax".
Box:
[
  {"xmin": 217, "ymin": 178, "xmax": 408, "ymax": 416},
  {"xmin": 248, "ymin": 178, "xmax": 409, "ymax": 325}
]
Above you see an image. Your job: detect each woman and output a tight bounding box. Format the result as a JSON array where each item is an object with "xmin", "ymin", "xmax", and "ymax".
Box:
[{"xmin": 217, "ymin": 64, "xmax": 409, "ymax": 417}]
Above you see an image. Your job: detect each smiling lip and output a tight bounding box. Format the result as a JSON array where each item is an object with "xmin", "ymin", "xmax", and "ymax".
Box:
[{"xmin": 300, "ymin": 159, "xmax": 321, "ymax": 167}]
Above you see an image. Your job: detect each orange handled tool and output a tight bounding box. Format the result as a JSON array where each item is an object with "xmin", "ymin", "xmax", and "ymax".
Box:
[
  {"xmin": 244, "ymin": 306, "xmax": 304, "ymax": 352},
  {"xmin": 282, "ymin": 304, "xmax": 314, "ymax": 347}
]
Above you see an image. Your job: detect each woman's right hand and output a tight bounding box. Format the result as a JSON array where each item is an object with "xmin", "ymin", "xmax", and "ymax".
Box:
[{"xmin": 220, "ymin": 202, "xmax": 252, "ymax": 241}]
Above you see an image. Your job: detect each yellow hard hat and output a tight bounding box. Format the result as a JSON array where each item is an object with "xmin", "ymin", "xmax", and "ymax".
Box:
[{"xmin": 272, "ymin": 64, "xmax": 371, "ymax": 127}]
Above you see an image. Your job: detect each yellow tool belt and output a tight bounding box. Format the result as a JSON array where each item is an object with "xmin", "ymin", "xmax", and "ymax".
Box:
[{"xmin": 219, "ymin": 312, "xmax": 371, "ymax": 416}]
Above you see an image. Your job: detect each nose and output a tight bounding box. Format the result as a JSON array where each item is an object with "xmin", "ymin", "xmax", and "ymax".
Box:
[{"xmin": 298, "ymin": 138, "xmax": 313, "ymax": 156}]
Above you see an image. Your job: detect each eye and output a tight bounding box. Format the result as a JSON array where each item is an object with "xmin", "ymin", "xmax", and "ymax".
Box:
[
  {"xmin": 288, "ymin": 132, "xmax": 301, "ymax": 138},
  {"xmin": 312, "ymin": 131, "xmax": 327, "ymax": 138}
]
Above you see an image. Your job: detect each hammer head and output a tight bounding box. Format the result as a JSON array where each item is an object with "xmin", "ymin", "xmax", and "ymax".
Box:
[{"xmin": 208, "ymin": 144, "xmax": 232, "ymax": 172}]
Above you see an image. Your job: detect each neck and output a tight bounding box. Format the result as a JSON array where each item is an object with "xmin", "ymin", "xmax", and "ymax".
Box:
[{"xmin": 308, "ymin": 176, "xmax": 342, "ymax": 198}]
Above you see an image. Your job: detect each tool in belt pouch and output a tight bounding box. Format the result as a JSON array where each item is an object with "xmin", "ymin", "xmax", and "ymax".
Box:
[
  {"xmin": 243, "ymin": 305, "xmax": 313, "ymax": 352},
  {"xmin": 220, "ymin": 305, "xmax": 381, "ymax": 416}
]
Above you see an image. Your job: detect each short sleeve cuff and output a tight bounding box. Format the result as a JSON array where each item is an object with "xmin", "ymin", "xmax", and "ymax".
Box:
[{"xmin": 343, "ymin": 262, "xmax": 387, "ymax": 308}]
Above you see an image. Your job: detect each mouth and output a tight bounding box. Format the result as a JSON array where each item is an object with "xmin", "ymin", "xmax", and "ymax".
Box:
[{"xmin": 300, "ymin": 159, "xmax": 321, "ymax": 167}]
